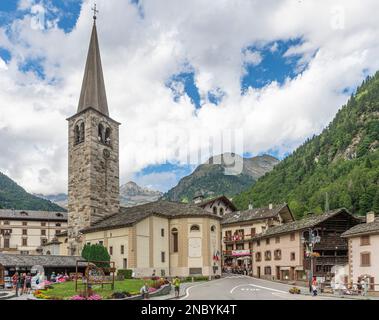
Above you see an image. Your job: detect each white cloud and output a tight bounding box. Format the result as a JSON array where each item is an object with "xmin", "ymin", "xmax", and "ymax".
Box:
[{"xmin": 1, "ymin": 0, "xmax": 379, "ymax": 194}]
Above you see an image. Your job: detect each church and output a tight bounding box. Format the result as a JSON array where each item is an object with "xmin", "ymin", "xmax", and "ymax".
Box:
[{"xmin": 63, "ymin": 15, "xmax": 222, "ymax": 277}]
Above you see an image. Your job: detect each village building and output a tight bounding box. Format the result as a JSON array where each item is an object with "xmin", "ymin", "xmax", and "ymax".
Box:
[
  {"xmin": 80, "ymin": 201, "xmax": 222, "ymax": 277},
  {"xmin": 195, "ymin": 194, "xmax": 237, "ymax": 217},
  {"xmin": 0, "ymin": 210, "xmax": 67, "ymax": 255},
  {"xmin": 220, "ymin": 204, "xmax": 294, "ymax": 271},
  {"xmin": 342, "ymin": 211, "xmax": 379, "ymax": 293},
  {"xmin": 251, "ymin": 208, "xmax": 361, "ymax": 283}
]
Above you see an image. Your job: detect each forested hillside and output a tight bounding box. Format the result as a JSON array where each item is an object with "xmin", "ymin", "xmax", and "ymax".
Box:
[
  {"xmin": 233, "ymin": 72, "xmax": 379, "ymax": 218},
  {"xmin": 0, "ymin": 172, "xmax": 66, "ymax": 211}
]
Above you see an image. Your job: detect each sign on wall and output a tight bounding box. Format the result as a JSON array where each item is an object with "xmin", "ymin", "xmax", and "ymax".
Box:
[
  {"xmin": 232, "ymin": 250, "xmax": 251, "ymax": 257},
  {"xmin": 188, "ymin": 238, "xmax": 202, "ymax": 258}
]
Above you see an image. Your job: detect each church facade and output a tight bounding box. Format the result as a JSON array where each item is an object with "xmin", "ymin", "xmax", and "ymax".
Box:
[{"xmin": 65, "ymin": 18, "xmax": 222, "ymax": 277}]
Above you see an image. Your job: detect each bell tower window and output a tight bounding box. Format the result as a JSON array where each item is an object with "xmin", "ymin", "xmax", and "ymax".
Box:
[
  {"xmin": 74, "ymin": 121, "xmax": 85, "ymax": 145},
  {"xmin": 98, "ymin": 123, "xmax": 105, "ymax": 143},
  {"xmin": 105, "ymin": 127, "xmax": 111, "ymax": 145}
]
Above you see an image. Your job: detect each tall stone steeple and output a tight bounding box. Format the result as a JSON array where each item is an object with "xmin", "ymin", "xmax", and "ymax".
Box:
[
  {"xmin": 77, "ymin": 21, "xmax": 109, "ymax": 116},
  {"xmin": 67, "ymin": 14, "xmax": 120, "ymax": 255}
]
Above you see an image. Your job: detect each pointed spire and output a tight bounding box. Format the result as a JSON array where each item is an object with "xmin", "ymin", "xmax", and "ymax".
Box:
[{"xmin": 77, "ymin": 19, "xmax": 109, "ymax": 116}]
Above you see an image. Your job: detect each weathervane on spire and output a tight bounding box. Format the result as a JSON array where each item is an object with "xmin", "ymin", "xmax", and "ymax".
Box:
[{"xmin": 92, "ymin": 2, "xmax": 99, "ymax": 22}]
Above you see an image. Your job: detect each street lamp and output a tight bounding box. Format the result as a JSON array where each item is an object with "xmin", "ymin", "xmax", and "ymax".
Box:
[{"xmin": 301, "ymin": 228, "xmax": 321, "ymax": 292}]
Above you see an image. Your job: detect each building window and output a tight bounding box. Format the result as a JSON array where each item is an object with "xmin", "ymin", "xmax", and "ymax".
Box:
[
  {"xmin": 4, "ymin": 220, "xmax": 10, "ymax": 225},
  {"xmin": 55, "ymin": 230, "xmax": 61, "ymax": 236},
  {"xmin": 361, "ymin": 252, "xmax": 371, "ymax": 267},
  {"xmin": 172, "ymin": 228, "xmax": 178, "ymax": 253},
  {"xmin": 290, "ymin": 252, "xmax": 296, "ymax": 261},
  {"xmin": 123, "ymin": 258, "xmax": 127, "ymax": 269},
  {"xmin": 22, "ymin": 238, "xmax": 27, "ymax": 246},
  {"xmin": 22, "ymin": 229, "xmax": 27, "ymax": 236},
  {"xmin": 275, "ymin": 236, "xmax": 280, "ymax": 244},
  {"xmin": 41, "ymin": 222, "xmax": 46, "ymax": 227},
  {"xmin": 256, "ymin": 240, "xmax": 260, "ymax": 247},
  {"xmin": 213, "ymin": 207, "xmax": 217, "ymax": 215},
  {"xmin": 266, "ymin": 238, "xmax": 270, "ymax": 245},
  {"xmin": 290, "ymin": 233, "xmax": 295, "ymax": 241},
  {"xmin": 264, "ymin": 266, "xmax": 272, "ymax": 275},
  {"xmin": 190, "ymin": 225, "xmax": 200, "ymax": 232},
  {"xmin": 255, "ymin": 252, "xmax": 262, "ymax": 262},
  {"xmin": 4, "ymin": 238, "xmax": 10, "ymax": 248},
  {"xmin": 274, "ymin": 249, "xmax": 282, "ymax": 260},
  {"xmin": 56, "ymin": 223, "xmax": 61, "ymax": 227},
  {"xmin": 99, "ymin": 241, "xmax": 103, "ymax": 246},
  {"xmin": 219, "ymin": 208, "xmax": 224, "ymax": 216},
  {"xmin": 211, "ymin": 225, "xmax": 216, "ymax": 232},
  {"xmin": 41, "ymin": 238, "xmax": 47, "ymax": 245},
  {"xmin": 74, "ymin": 122, "xmax": 85, "ymax": 145},
  {"xmin": 264, "ymin": 251, "xmax": 272, "ymax": 261},
  {"xmin": 251, "ymin": 228, "xmax": 256, "ymax": 237},
  {"xmin": 41, "ymin": 229, "xmax": 46, "ymax": 236},
  {"xmin": 360, "ymin": 236, "xmax": 370, "ymax": 246},
  {"xmin": 109, "ymin": 246, "xmax": 113, "ymax": 255},
  {"xmin": 161, "ymin": 252, "xmax": 166, "ymax": 263},
  {"xmin": 121, "ymin": 245, "xmax": 125, "ymax": 255},
  {"xmin": 22, "ymin": 222, "xmax": 27, "ymax": 226},
  {"xmin": 161, "ymin": 228, "xmax": 165, "ymax": 237}
]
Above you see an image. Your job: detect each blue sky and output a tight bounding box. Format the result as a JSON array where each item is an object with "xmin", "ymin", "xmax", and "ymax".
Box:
[{"xmin": 0, "ymin": 1, "xmax": 374, "ymax": 194}]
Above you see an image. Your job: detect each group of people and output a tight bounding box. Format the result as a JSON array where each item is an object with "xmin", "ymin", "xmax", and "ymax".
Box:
[
  {"xmin": 11, "ymin": 272, "xmax": 34, "ymax": 296},
  {"xmin": 50, "ymin": 272, "xmax": 69, "ymax": 283},
  {"xmin": 140, "ymin": 275, "xmax": 181, "ymax": 300}
]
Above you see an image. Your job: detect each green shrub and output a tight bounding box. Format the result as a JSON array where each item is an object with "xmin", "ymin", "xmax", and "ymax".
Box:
[{"xmin": 117, "ymin": 269, "xmax": 133, "ymax": 279}]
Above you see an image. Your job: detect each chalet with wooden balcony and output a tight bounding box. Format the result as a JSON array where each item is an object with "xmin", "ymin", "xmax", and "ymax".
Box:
[{"xmin": 251, "ymin": 208, "xmax": 361, "ymax": 282}]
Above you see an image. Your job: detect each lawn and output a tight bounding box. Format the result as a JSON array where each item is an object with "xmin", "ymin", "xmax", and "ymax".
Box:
[{"xmin": 42, "ymin": 279, "xmax": 154, "ymax": 299}]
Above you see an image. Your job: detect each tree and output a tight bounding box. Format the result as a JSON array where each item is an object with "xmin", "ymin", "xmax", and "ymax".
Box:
[
  {"xmin": 81, "ymin": 244, "xmax": 110, "ymax": 268},
  {"xmin": 372, "ymin": 190, "xmax": 379, "ymax": 214}
]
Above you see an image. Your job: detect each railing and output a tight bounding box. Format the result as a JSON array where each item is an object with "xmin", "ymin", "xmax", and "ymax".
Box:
[
  {"xmin": 223, "ymin": 234, "xmax": 256, "ymax": 242},
  {"xmin": 223, "ymin": 250, "xmax": 253, "ymax": 256}
]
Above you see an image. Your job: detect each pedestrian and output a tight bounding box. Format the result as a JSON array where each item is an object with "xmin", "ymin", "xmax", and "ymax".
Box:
[
  {"xmin": 173, "ymin": 276, "xmax": 181, "ymax": 298},
  {"xmin": 12, "ymin": 272, "xmax": 19, "ymax": 296},
  {"xmin": 140, "ymin": 282, "xmax": 149, "ymax": 300},
  {"xmin": 25, "ymin": 273, "xmax": 32, "ymax": 295},
  {"xmin": 20, "ymin": 273, "xmax": 26, "ymax": 295},
  {"xmin": 312, "ymin": 277, "xmax": 318, "ymax": 296}
]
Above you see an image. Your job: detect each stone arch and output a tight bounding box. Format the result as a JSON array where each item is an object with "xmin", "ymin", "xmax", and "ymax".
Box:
[{"xmin": 190, "ymin": 224, "xmax": 200, "ymax": 232}]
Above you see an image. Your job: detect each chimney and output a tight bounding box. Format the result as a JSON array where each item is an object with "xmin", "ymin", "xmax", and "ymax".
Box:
[
  {"xmin": 269, "ymin": 203, "xmax": 273, "ymax": 210},
  {"xmin": 366, "ymin": 211, "xmax": 375, "ymax": 224}
]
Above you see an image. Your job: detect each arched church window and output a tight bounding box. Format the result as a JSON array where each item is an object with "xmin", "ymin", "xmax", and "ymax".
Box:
[
  {"xmin": 171, "ymin": 228, "xmax": 178, "ymax": 253},
  {"xmin": 105, "ymin": 127, "xmax": 111, "ymax": 145},
  {"xmin": 213, "ymin": 206, "xmax": 217, "ymax": 215},
  {"xmin": 74, "ymin": 122, "xmax": 85, "ymax": 145},
  {"xmin": 211, "ymin": 225, "xmax": 216, "ymax": 232},
  {"xmin": 219, "ymin": 208, "xmax": 224, "ymax": 216},
  {"xmin": 98, "ymin": 124, "xmax": 105, "ymax": 143}
]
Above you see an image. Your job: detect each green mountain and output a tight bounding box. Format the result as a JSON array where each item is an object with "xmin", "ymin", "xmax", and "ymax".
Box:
[
  {"xmin": 0, "ymin": 172, "xmax": 66, "ymax": 212},
  {"xmin": 233, "ymin": 72, "xmax": 379, "ymax": 218},
  {"xmin": 164, "ymin": 153, "xmax": 279, "ymax": 202}
]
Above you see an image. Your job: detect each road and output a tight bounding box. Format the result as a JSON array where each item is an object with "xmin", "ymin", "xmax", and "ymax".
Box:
[{"xmin": 181, "ymin": 275, "xmax": 348, "ymax": 300}]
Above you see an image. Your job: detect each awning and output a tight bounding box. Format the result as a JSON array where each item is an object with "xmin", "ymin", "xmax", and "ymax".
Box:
[{"xmin": 295, "ymin": 266, "xmax": 304, "ymax": 271}]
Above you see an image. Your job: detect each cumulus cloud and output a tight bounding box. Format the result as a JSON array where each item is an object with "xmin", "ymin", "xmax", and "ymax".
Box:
[{"xmin": 1, "ymin": 0, "xmax": 379, "ymax": 194}]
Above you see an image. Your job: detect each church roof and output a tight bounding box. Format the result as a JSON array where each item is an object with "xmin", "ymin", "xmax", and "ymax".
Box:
[
  {"xmin": 0, "ymin": 253, "xmax": 86, "ymax": 268},
  {"xmin": 77, "ymin": 21, "xmax": 109, "ymax": 116},
  {"xmin": 81, "ymin": 200, "xmax": 222, "ymax": 233}
]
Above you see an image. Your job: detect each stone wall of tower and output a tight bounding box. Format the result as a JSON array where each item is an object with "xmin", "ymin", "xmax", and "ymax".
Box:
[{"xmin": 68, "ymin": 108, "xmax": 120, "ymax": 250}]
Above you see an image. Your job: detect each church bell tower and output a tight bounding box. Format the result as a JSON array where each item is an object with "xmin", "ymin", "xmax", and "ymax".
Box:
[{"xmin": 67, "ymin": 12, "xmax": 120, "ymax": 255}]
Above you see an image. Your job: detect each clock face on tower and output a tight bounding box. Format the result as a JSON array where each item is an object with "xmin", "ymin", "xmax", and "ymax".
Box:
[{"xmin": 103, "ymin": 148, "xmax": 111, "ymax": 159}]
